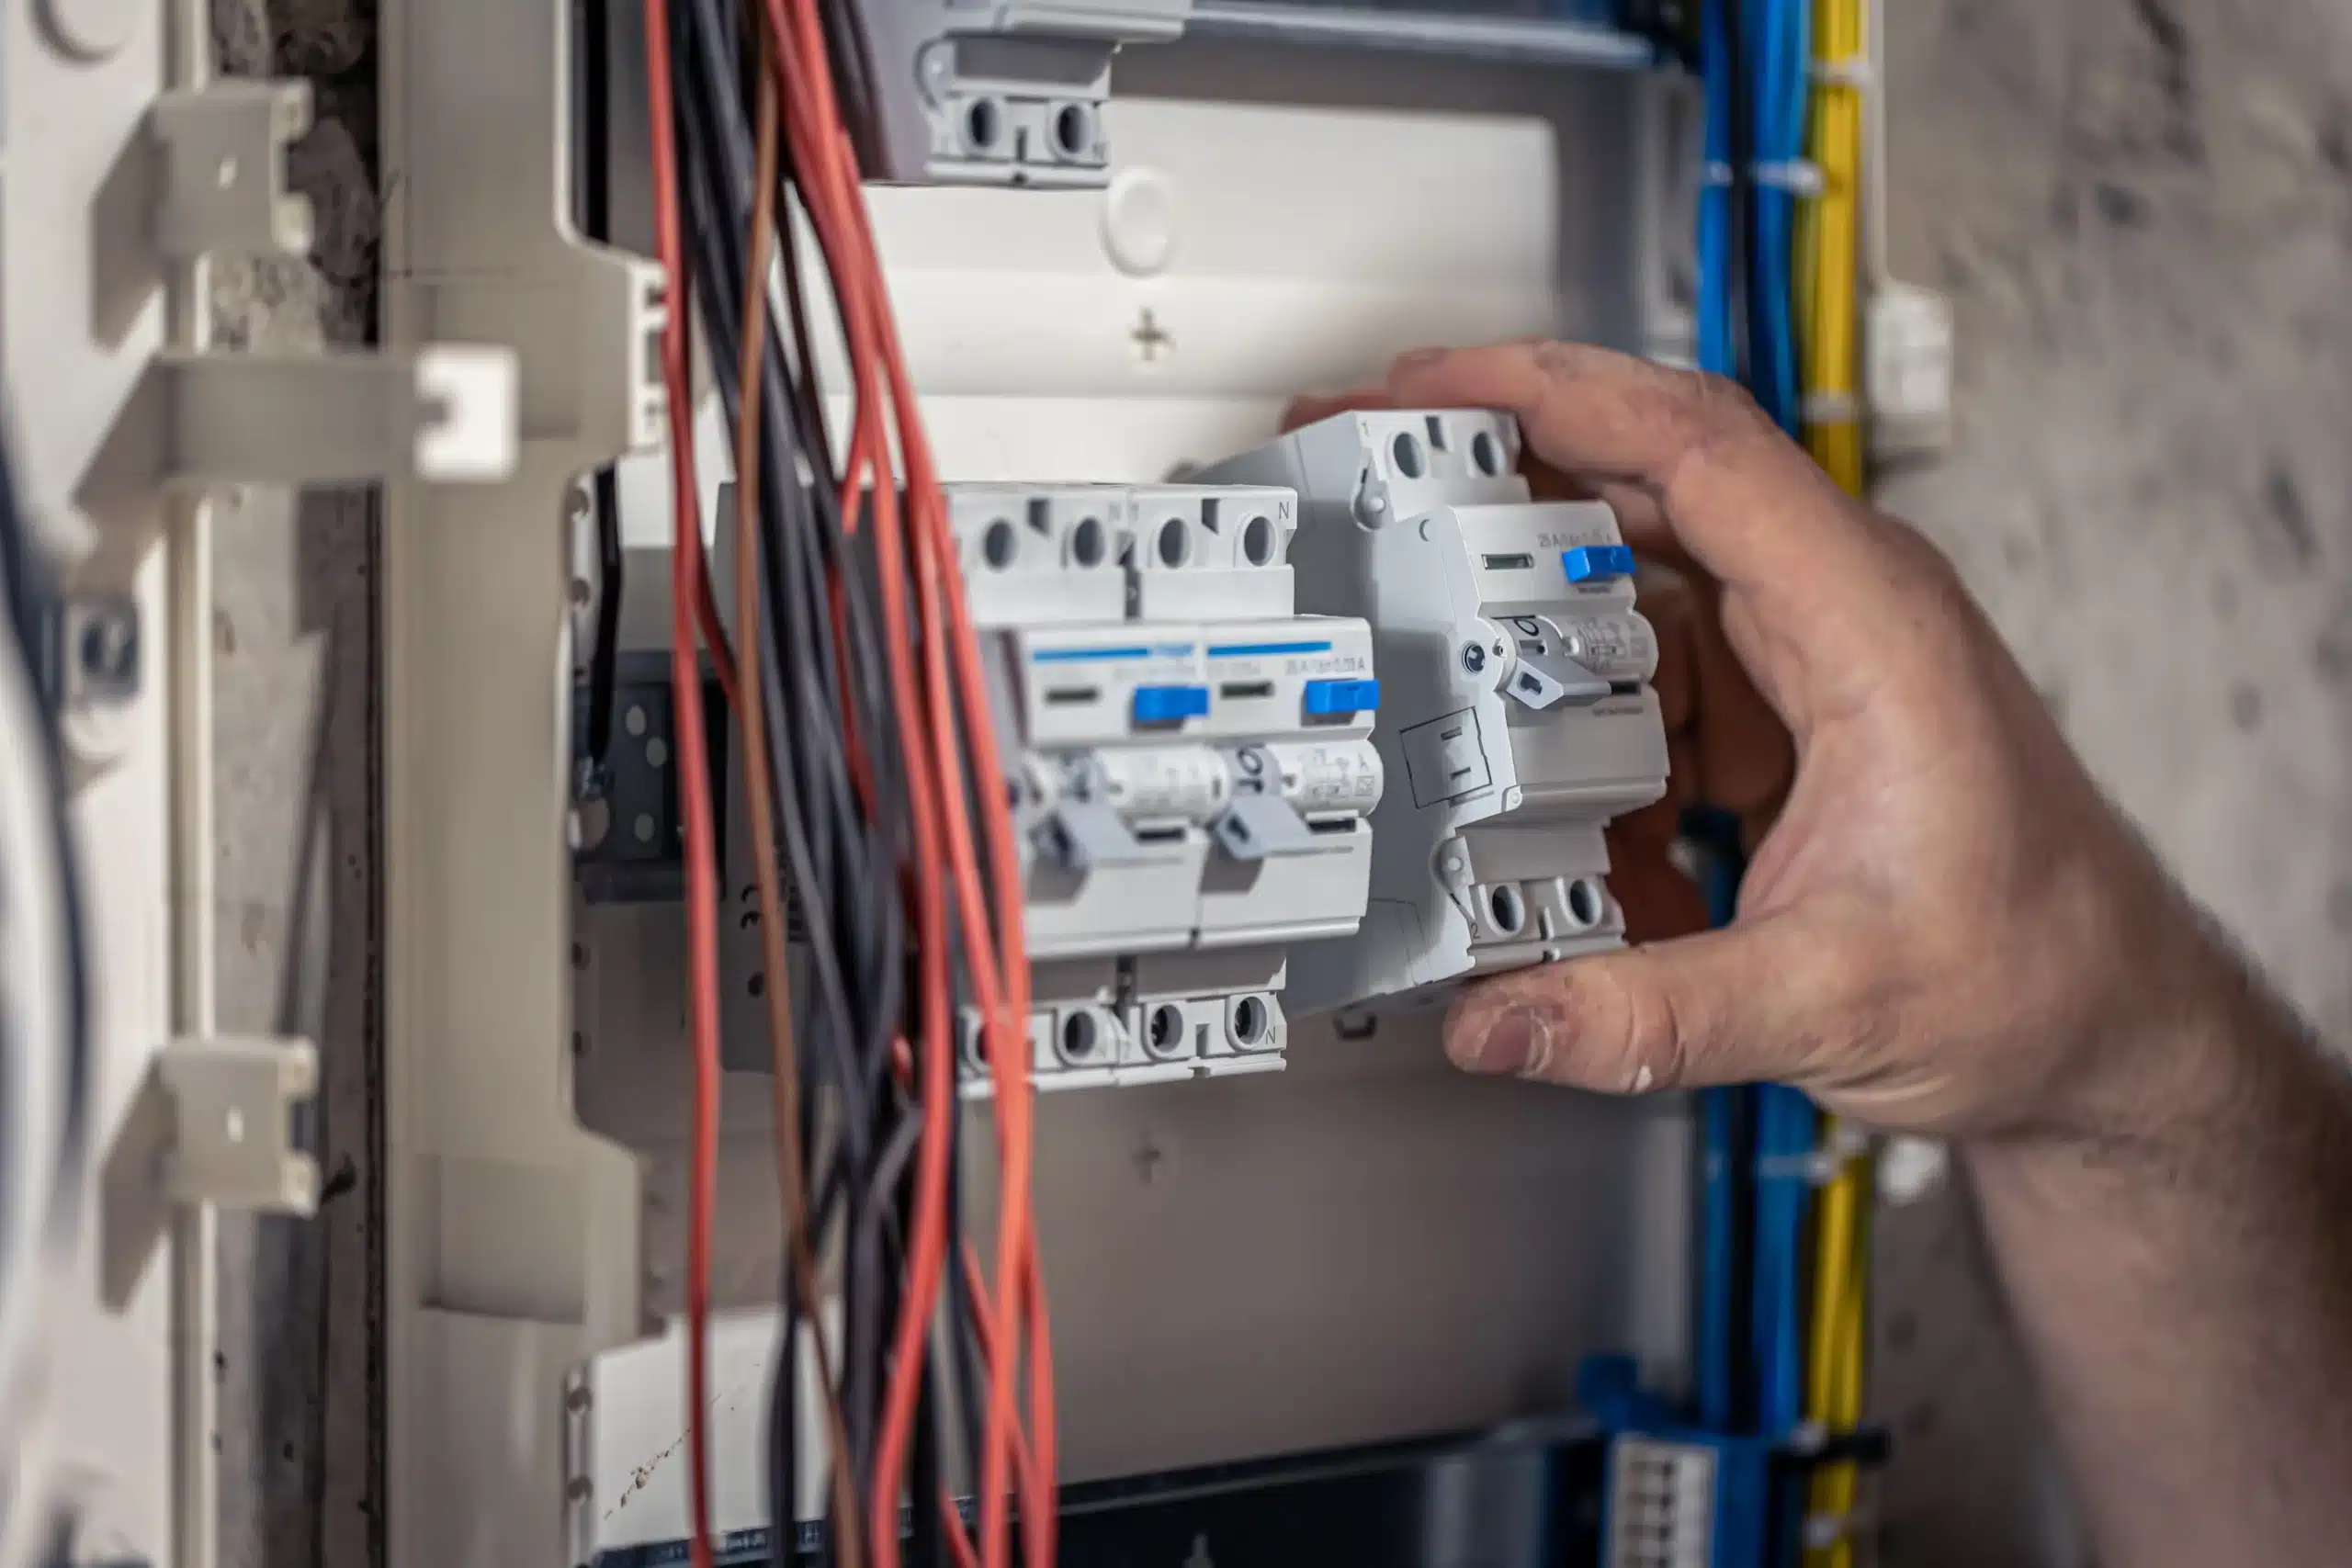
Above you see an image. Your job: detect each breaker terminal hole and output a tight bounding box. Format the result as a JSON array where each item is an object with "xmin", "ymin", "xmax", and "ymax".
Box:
[
  {"xmin": 1052, "ymin": 103, "xmax": 1095, "ymax": 159},
  {"xmin": 1156, "ymin": 517, "xmax": 1192, "ymax": 568},
  {"xmin": 1231, "ymin": 996, "xmax": 1270, "ymax": 1047},
  {"xmin": 1391, "ymin": 430, "xmax": 1426, "ymax": 479},
  {"xmin": 1148, "ymin": 1004, "xmax": 1187, "ymax": 1055},
  {"xmin": 1488, "ymin": 884, "xmax": 1528, "ymax": 936},
  {"xmin": 1069, "ymin": 515, "xmax": 1108, "ymax": 568},
  {"xmin": 1060, "ymin": 1011, "xmax": 1102, "ymax": 1062},
  {"xmin": 1568, "ymin": 877, "xmax": 1606, "ymax": 929},
  {"xmin": 1471, "ymin": 430, "xmax": 1505, "ymax": 476},
  {"xmin": 981, "ymin": 518, "xmax": 1019, "ymax": 570},
  {"xmin": 965, "ymin": 98, "xmax": 1005, "ymax": 152},
  {"xmin": 1240, "ymin": 513, "xmax": 1278, "ymax": 567}
]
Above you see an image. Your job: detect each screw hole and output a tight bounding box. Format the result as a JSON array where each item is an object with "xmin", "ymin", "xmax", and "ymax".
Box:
[
  {"xmin": 1391, "ymin": 431, "xmax": 1426, "ymax": 479},
  {"xmin": 1060, "ymin": 1010, "xmax": 1101, "ymax": 1062},
  {"xmin": 1488, "ymin": 884, "xmax": 1527, "ymax": 937},
  {"xmin": 1239, "ymin": 513, "xmax": 1277, "ymax": 567},
  {"xmin": 1471, "ymin": 430, "xmax": 1504, "ymax": 476},
  {"xmin": 1230, "ymin": 996, "xmax": 1269, "ymax": 1047},
  {"xmin": 1567, "ymin": 877, "xmax": 1606, "ymax": 929}
]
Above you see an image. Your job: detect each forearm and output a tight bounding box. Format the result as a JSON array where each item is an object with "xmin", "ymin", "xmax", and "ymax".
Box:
[{"xmin": 1967, "ymin": 947, "xmax": 2352, "ymax": 1567}]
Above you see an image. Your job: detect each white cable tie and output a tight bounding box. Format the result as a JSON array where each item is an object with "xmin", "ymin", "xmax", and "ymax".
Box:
[
  {"xmin": 1751, "ymin": 159, "xmax": 1826, "ymax": 197},
  {"xmin": 1803, "ymin": 1512, "xmax": 1850, "ymax": 1551},
  {"xmin": 1703, "ymin": 159, "xmax": 1736, "ymax": 187},
  {"xmin": 1811, "ymin": 54, "xmax": 1875, "ymax": 89},
  {"xmin": 1803, "ymin": 390, "xmax": 1861, "ymax": 425}
]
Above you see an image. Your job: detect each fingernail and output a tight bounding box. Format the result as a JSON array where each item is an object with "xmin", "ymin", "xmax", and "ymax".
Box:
[{"xmin": 1451, "ymin": 1007, "xmax": 1552, "ymax": 1077}]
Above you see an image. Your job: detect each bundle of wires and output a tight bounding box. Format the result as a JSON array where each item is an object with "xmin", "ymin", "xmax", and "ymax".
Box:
[
  {"xmin": 637, "ymin": 6, "xmax": 1053, "ymax": 1568},
  {"xmin": 1690, "ymin": 3, "xmax": 1876, "ymax": 1562},
  {"xmin": 1796, "ymin": 0, "xmax": 1872, "ymax": 1560}
]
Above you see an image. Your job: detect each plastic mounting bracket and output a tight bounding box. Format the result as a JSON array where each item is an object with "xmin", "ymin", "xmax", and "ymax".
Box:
[
  {"xmin": 157, "ymin": 1034, "xmax": 320, "ymax": 1213},
  {"xmin": 136, "ymin": 346, "xmax": 519, "ymax": 489},
  {"xmin": 149, "ymin": 80, "xmax": 316, "ymax": 259}
]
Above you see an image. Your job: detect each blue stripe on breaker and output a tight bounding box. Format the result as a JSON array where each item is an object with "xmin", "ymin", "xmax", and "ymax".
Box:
[
  {"xmin": 1030, "ymin": 643, "xmax": 1194, "ymax": 664},
  {"xmin": 1205, "ymin": 638, "xmax": 1334, "ymax": 659}
]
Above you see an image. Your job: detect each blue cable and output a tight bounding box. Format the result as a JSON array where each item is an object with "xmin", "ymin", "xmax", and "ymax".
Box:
[{"xmin": 1696, "ymin": 0, "xmax": 1736, "ymax": 381}]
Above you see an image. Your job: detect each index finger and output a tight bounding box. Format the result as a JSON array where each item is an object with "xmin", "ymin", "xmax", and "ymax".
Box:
[{"xmin": 1385, "ymin": 341, "xmax": 1883, "ymax": 603}]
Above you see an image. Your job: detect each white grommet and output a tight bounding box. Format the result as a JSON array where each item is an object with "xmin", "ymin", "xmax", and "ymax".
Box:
[{"xmin": 1102, "ymin": 166, "xmax": 1178, "ymax": 278}]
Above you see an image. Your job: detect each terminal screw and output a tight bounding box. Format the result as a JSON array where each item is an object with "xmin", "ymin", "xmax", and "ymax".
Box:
[{"xmin": 1461, "ymin": 642, "xmax": 1487, "ymax": 674}]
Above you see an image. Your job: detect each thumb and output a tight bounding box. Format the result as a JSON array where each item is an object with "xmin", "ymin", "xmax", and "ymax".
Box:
[{"xmin": 1442, "ymin": 914, "xmax": 1843, "ymax": 1094}]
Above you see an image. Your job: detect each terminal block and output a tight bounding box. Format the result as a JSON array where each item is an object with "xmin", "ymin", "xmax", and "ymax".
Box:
[
  {"xmin": 1195, "ymin": 410, "xmax": 1671, "ymax": 1018},
  {"xmin": 945, "ymin": 480, "xmax": 1379, "ymax": 1091},
  {"xmin": 839, "ymin": 1, "xmax": 1193, "ymax": 188}
]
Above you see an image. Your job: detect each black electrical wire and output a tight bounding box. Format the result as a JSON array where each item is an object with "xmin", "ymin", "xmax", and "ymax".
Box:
[{"xmin": 664, "ymin": 8, "xmax": 980, "ymax": 1564}]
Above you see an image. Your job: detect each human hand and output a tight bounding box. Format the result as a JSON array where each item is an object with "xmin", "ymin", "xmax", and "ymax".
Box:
[{"xmin": 1305, "ymin": 342, "xmax": 2236, "ymax": 1142}]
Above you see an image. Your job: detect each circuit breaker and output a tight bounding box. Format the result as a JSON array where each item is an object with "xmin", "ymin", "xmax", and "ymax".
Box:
[
  {"xmin": 840, "ymin": 0, "xmax": 1193, "ymax": 187},
  {"xmin": 1197, "ymin": 408, "xmax": 1671, "ymax": 1017},
  {"xmin": 945, "ymin": 481, "xmax": 1381, "ymax": 1089}
]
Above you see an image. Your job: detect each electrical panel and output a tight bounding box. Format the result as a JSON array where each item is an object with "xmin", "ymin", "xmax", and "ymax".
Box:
[
  {"xmin": 1197, "ymin": 408, "xmax": 1672, "ymax": 1016},
  {"xmin": 839, "ymin": 1, "xmax": 1193, "ymax": 187}
]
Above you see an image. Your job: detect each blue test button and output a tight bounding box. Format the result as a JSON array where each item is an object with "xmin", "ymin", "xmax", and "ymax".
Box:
[
  {"xmin": 1563, "ymin": 544, "xmax": 1638, "ymax": 582},
  {"xmin": 1304, "ymin": 677, "xmax": 1382, "ymax": 716},
  {"xmin": 1132, "ymin": 683, "xmax": 1210, "ymax": 724}
]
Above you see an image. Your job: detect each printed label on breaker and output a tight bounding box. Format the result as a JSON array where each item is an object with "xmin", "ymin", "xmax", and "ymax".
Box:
[
  {"xmin": 1093, "ymin": 747, "xmax": 1229, "ymax": 821},
  {"xmin": 1261, "ymin": 740, "xmax": 1384, "ymax": 815}
]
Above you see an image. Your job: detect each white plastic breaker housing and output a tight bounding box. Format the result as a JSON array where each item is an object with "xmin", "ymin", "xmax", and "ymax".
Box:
[
  {"xmin": 1196, "ymin": 409, "xmax": 1670, "ymax": 1018},
  {"xmin": 842, "ymin": 1, "xmax": 1193, "ymax": 188},
  {"xmin": 944, "ymin": 479, "xmax": 1380, "ymax": 1090}
]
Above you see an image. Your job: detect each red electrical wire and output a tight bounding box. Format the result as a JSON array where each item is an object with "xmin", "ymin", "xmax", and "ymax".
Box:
[
  {"xmin": 638, "ymin": 7, "xmax": 721, "ymax": 1568},
  {"xmin": 750, "ymin": 9, "xmax": 1054, "ymax": 1565}
]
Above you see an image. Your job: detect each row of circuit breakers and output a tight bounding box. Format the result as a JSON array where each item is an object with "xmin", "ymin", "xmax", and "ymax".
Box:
[
  {"xmin": 609, "ymin": 409, "xmax": 1674, "ymax": 1091},
  {"xmin": 582, "ymin": 2, "xmax": 1675, "ymax": 1089}
]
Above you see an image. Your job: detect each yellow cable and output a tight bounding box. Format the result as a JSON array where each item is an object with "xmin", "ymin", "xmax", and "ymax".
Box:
[{"xmin": 1802, "ymin": 4, "xmax": 1871, "ymax": 1563}]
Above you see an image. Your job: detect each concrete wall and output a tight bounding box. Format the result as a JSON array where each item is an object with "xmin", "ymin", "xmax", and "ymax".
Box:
[
  {"xmin": 205, "ymin": 2, "xmax": 2351, "ymax": 1565},
  {"xmin": 1869, "ymin": 2, "xmax": 2352, "ymax": 1564}
]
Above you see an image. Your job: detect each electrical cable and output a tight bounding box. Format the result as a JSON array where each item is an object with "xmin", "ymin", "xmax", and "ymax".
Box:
[
  {"xmin": 748, "ymin": 12, "xmax": 1050, "ymax": 1565},
  {"xmin": 730, "ymin": 30, "xmax": 864, "ymax": 1563},
  {"xmin": 636, "ymin": 6, "xmax": 727, "ymax": 1562},
  {"xmin": 1799, "ymin": 4, "xmax": 1872, "ymax": 1560},
  {"xmin": 651, "ymin": 8, "xmax": 1053, "ymax": 1563}
]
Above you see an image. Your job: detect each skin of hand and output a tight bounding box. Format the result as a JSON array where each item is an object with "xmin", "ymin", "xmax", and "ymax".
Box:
[
  {"xmin": 1299, "ymin": 342, "xmax": 2352, "ymax": 1568},
  {"xmin": 1302, "ymin": 339, "xmax": 2248, "ymax": 1146}
]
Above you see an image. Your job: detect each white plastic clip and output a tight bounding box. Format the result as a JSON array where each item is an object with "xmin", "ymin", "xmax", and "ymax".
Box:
[
  {"xmin": 1810, "ymin": 53, "xmax": 1875, "ymax": 89},
  {"xmin": 158, "ymin": 1035, "xmax": 319, "ymax": 1213},
  {"xmin": 1702, "ymin": 159, "xmax": 1736, "ymax": 188},
  {"xmin": 150, "ymin": 80, "xmax": 316, "ymax": 259},
  {"xmin": 1751, "ymin": 159, "xmax": 1826, "ymax": 197},
  {"xmin": 1802, "ymin": 390, "xmax": 1862, "ymax": 426}
]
